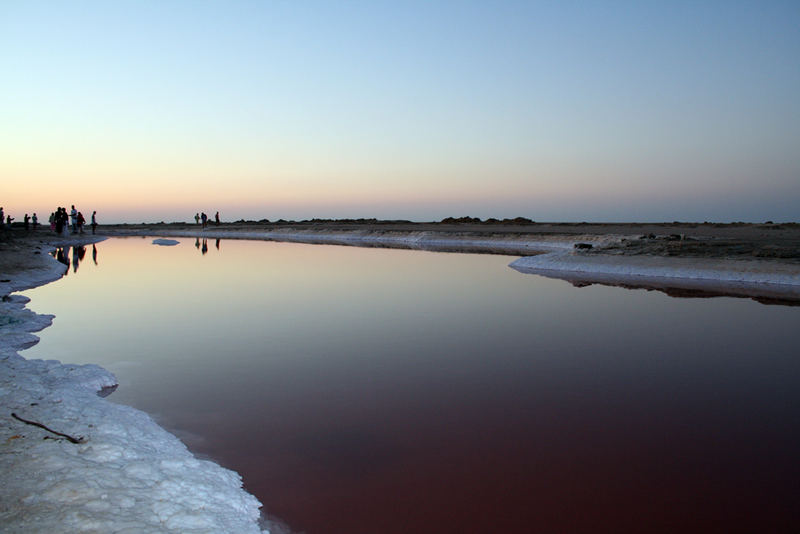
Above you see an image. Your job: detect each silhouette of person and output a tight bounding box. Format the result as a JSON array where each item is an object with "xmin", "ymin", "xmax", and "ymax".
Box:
[
  {"xmin": 92, "ymin": 244, "xmax": 98, "ymax": 265},
  {"xmin": 91, "ymin": 211, "xmax": 97, "ymax": 234},
  {"xmin": 195, "ymin": 213, "xmax": 200, "ymax": 225},
  {"xmin": 215, "ymin": 238, "xmax": 220, "ymax": 250},
  {"xmin": 215, "ymin": 211, "xmax": 220, "ymax": 226},
  {"xmin": 24, "ymin": 214, "xmax": 30, "ymax": 231},
  {"xmin": 70, "ymin": 205, "xmax": 78, "ymax": 233},
  {"xmin": 32, "ymin": 213, "xmax": 38, "ymax": 231},
  {"xmin": 201, "ymin": 239, "xmax": 208, "ymax": 255}
]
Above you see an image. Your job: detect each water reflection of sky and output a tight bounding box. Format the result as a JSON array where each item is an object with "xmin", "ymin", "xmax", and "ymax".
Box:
[{"xmin": 22, "ymin": 238, "xmax": 800, "ymax": 533}]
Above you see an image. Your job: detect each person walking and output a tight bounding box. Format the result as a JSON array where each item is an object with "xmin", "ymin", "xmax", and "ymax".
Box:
[
  {"xmin": 32, "ymin": 213, "xmax": 38, "ymax": 231},
  {"xmin": 91, "ymin": 211, "xmax": 98, "ymax": 234},
  {"xmin": 215, "ymin": 211, "xmax": 220, "ymax": 226}
]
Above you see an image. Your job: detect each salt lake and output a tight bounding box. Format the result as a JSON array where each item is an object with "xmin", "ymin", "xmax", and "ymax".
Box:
[{"xmin": 22, "ymin": 237, "xmax": 800, "ymax": 533}]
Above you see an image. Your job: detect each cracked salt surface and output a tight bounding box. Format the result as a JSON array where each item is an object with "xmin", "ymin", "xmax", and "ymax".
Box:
[{"xmin": 1, "ymin": 255, "xmax": 268, "ymax": 533}]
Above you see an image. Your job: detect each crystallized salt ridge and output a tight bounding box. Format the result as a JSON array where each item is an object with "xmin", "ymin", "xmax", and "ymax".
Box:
[
  {"xmin": 509, "ymin": 252, "xmax": 800, "ymax": 287},
  {"xmin": 1, "ymin": 251, "xmax": 269, "ymax": 533}
]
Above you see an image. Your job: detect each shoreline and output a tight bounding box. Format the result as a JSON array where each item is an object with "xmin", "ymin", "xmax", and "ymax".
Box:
[{"xmin": 0, "ymin": 235, "xmax": 268, "ymax": 533}]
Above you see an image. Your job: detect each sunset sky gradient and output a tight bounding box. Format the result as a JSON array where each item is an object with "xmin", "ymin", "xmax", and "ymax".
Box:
[{"xmin": 2, "ymin": 1, "xmax": 798, "ymax": 223}]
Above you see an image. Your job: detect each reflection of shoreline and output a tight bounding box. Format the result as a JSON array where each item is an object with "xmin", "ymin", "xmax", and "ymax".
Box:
[{"xmin": 543, "ymin": 272, "xmax": 800, "ymax": 306}]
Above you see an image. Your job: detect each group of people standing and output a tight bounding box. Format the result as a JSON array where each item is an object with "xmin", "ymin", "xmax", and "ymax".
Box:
[
  {"xmin": 50, "ymin": 205, "xmax": 98, "ymax": 235},
  {"xmin": 1, "ymin": 205, "xmax": 97, "ymax": 235},
  {"xmin": 194, "ymin": 211, "xmax": 220, "ymax": 228},
  {"xmin": 1, "ymin": 206, "xmax": 39, "ymax": 231}
]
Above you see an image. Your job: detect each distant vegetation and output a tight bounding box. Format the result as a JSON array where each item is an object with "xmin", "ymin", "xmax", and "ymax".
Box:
[{"xmin": 439, "ymin": 216, "xmax": 534, "ymax": 225}]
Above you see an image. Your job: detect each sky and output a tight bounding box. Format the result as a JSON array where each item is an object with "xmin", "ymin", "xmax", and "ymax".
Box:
[{"xmin": 2, "ymin": 1, "xmax": 799, "ymax": 223}]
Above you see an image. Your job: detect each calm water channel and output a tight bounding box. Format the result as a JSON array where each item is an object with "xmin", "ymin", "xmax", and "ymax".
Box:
[{"xmin": 22, "ymin": 237, "xmax": 800, "ymax": 533}]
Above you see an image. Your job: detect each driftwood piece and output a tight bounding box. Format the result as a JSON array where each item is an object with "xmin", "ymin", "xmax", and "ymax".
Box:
[{"xmin": 11, "ymin": 413, "xmax": 85, "ymax": 444}]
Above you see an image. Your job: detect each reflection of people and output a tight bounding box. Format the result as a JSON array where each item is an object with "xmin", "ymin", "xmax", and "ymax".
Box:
[
  {"xmin": 69, "ymin": 246, "xmax": 86, "ymax": 273},
  {"xmin": 201, "ymin": 238, "xmax": 208, "ymax": 255},
  {"xmin": 215, "ymin": 238, "xmax": 220, "ymax": 250},
  {"xmin": 92, "ymin": 244, "xmax": 98, "ymax": 265},
  {"xmin": 55, "ymin": 247, "xmax": 70, "ymax": 270},
  {"xmin": 195, "ymin": 237, "xmax": 200, "ymax": 249}
]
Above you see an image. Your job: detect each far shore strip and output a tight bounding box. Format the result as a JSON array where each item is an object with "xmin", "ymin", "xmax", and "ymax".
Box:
[{"xmin": 101, "ymin": 227, "xmax": 800, "ymax": 295}]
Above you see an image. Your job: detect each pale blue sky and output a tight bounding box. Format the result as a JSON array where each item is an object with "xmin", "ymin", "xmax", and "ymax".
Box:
[{"xmin": 2, "ymin": 1, "xmax": 798, "ymax": 222}]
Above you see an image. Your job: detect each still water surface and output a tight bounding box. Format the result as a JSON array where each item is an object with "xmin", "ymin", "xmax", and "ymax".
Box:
[{"xmin": 23, "ymin": 238, "xmax": 800, "ymax": 533}]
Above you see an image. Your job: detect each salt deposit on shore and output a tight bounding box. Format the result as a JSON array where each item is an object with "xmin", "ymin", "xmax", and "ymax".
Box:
[
  {"xmin": 1, "ymin": 246, "xmax": 268, "ymax": 533},
  {"xmin": 510, "ymin": 251, "xmax": 800, "ymax": 303}
]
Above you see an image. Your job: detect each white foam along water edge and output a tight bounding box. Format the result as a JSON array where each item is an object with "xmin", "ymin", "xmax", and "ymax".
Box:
[{"xmin": 1, "ymin": 247, "xmax": 269, "ymax": 533}]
